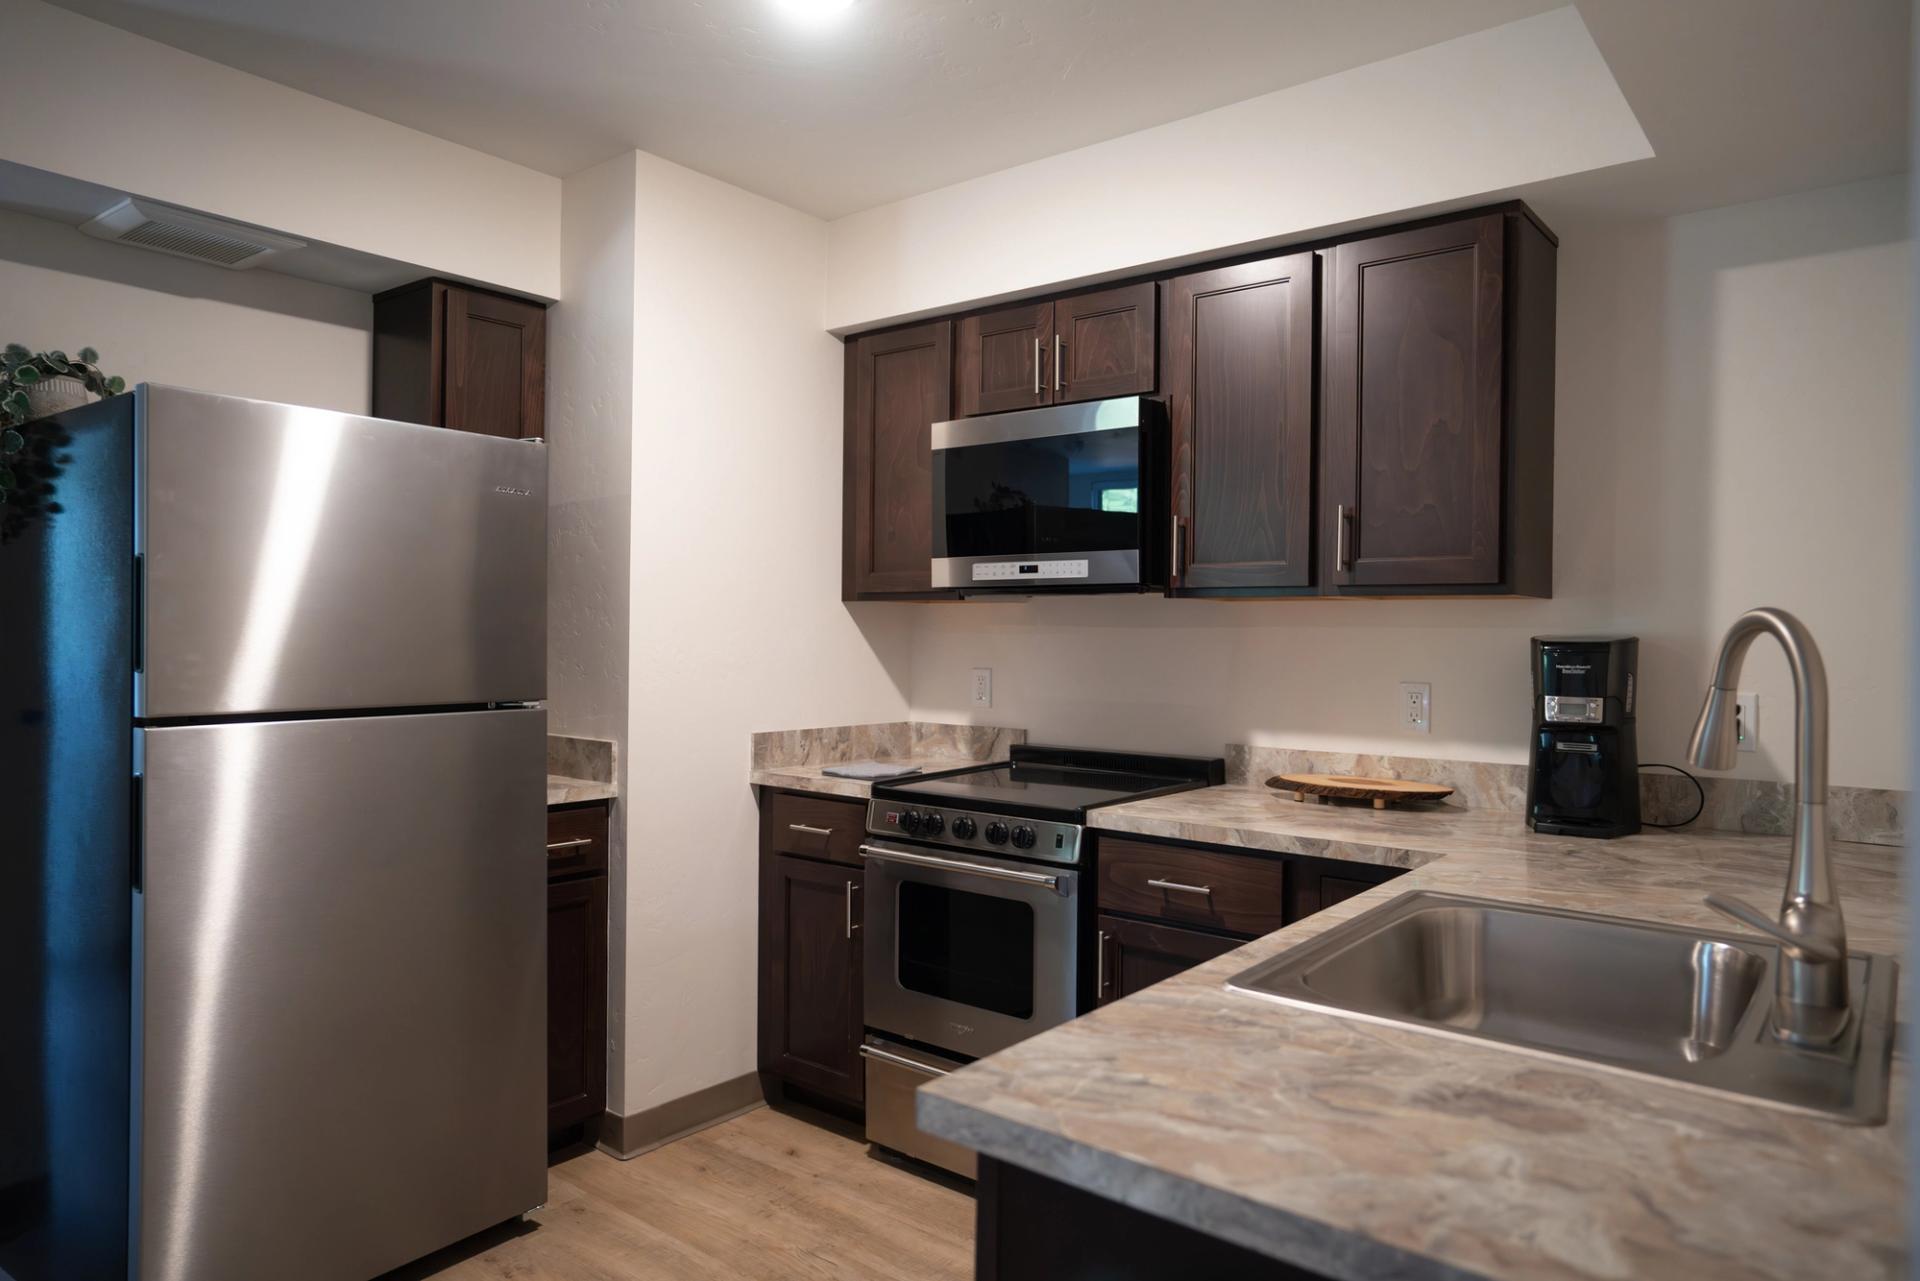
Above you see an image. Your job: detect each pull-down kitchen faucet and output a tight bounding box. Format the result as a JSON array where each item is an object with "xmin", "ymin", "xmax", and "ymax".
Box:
[{"xmin": 1687, "ymin": 606, "xmax": 1849, "ymax": 1047}]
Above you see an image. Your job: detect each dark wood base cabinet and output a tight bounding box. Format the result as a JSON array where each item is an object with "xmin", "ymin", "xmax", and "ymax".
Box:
[
  {"xmin": 757, "ymin": 791, "xmax": 868, "ymax": 1109},
  {"xmin": 976, "ymin": 1157, "xmax": 1330, "ymax": 1280},
  {"xmin": 546, "ymin": 802, "xmax": 609, "ymax": 1141}
]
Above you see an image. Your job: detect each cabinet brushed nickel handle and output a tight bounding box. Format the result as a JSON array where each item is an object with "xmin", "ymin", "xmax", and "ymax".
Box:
[
  {"xmin": 1146, "ymin": 878, "xmax": 1212, "ymax": 897},
  {"xmin": 845, "ymin": 881, "xmax": 860, "ymax": 939},
  {"xmin": 1053, "ymin": 333, "xmax": 1063, "ymax": 391},
  {"xmin": 1033, "ymin": 337, "xmax": 1042, "ymax": 396},
  {"xmin": 787, "ymin": 822, "xmax": 834, "ymax": 837},
  {"xmin": 1335, "ymin": 503, "xmax": 1351, "ymax": 573},
  {"xmin": 1097, "ymin": 928, "xmax": 1110, "ymax": 997},
  {"xmin": 1170, "ymin": 517, "xmax": 1183, "ymax": 585},
  {"xmin": 545, "ymin": 837, "xmax": 594, "ymax": 853}
]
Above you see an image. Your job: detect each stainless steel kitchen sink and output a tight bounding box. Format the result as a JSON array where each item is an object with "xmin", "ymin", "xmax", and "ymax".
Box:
[{"xmin": 1226, "ymin": 891, "xmax": 1899, "ymax": 1123}]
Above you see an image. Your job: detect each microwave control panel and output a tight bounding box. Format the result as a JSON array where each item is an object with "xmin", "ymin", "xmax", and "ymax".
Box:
[{"xmin": 972, "ymin": 559, "xmax": 1088, "ymax": 582}]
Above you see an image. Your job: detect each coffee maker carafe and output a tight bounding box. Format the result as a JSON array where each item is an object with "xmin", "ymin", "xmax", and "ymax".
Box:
[{"xmin": 1528, "ymin": 637, "xmax": 1640, "ymax": 838}]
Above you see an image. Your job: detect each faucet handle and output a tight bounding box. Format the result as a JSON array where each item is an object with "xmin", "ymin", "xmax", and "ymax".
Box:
[{"xmin": 1705, "ymin": 893, "xmax": 1842, "ymax": 963}]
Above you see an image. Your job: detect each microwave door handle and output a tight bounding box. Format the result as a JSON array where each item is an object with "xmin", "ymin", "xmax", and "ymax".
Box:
[{"xmin": 858, "ymin": 842, "xmax": 1062, "ymax": 892}]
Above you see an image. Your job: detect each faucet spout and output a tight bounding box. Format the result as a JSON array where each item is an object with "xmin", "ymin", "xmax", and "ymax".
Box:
[{"xmin": 1687, "ymin": 607, "xmax": 1848, "ymax": 1046}]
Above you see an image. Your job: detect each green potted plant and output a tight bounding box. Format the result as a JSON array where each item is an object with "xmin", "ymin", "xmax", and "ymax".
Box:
[{"xmin": 1, "ymin": 345, "xmax": 126, "ymax": 542}]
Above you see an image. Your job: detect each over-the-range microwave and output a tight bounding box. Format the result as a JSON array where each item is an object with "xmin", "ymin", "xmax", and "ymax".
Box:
[{"xmin": 930, "ymin": 394, "xmax": 1167, "ymax": 592}]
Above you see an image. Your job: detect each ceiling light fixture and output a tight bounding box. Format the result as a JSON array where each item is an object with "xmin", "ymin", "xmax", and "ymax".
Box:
[{"xmin": 773, "ymin": 0, "xmax": 853, "ymax": 23}]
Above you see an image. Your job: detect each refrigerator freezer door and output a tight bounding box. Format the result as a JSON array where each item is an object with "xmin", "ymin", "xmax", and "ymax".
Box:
[
  {"xmin": 136, "ymin": 385, "xmax": 545, "ymax": 718},
  {"xmin": 135, "ymin": 708, "xmax": 546, "ymax": 1281}
]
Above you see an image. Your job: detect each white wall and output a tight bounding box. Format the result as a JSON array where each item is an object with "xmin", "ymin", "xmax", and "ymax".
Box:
[
  {"xmin": 822, "ymin": 7, "xmax": 1650, "ymax": 332},
  {"xmin": 1, "ymin": 0, "xmax": 560, "ymax": 299},
  {"xmin": 619, "ymin": 152, "xmax": 915, "ymax": 1111},
  {"xmin": 546, "ymin": 152, "xmax": 637, "ymax": 1113},
  {"xmin": 0, "ymin": 207, "xmax": 370, "ymax": 412},
  {"xmin": 907, "ymin": 176, "xmax": 1912, "ymax": 793}
]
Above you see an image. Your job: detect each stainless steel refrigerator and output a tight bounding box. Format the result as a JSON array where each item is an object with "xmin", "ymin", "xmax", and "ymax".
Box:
[{"xmin": 0, "ymin": 386, "xmax": 549, "ymax": 1281}]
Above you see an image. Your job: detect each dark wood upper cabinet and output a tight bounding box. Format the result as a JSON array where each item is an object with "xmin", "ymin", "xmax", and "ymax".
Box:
[
  {"xmin": 844, "ymin": 320, "xmax": 952, "ymax": 598},
  {"xmin": 1166, "ymin": 255, "xmax": 1316, "ymax": 590},
  {"xmin": 955, "ymin": 283, "xmax": 1156, "ymax": 417},
  {"xmin": 373, "ymin": 279, "xmax": 547, "ymax": 439},
  {"xmin": 758, "ymin": 851, "xmax": 865, "ymax": 1106},
  {"xmin": 1053, "ymin": 281, "xmax": 1156, "ymax": 404},
  {"xmin": 957, "ymin": 301, "xmax": 1051, "ymax": 416},
  {"xmin": 1323, "ymin": 212, "xmax": 1555, "ymax": 594}
]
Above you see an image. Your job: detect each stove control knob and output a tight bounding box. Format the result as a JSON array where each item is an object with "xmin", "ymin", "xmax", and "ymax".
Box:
[
  {"xmin": 1011, "ymin": 825, "xmax": 1037, "ymax": 850},
  {"xmin": 950, "ymin": 815, "xmax": 977, "ymax": 840},
  {"xmin": 900, "ymin": 810, "xmax": 924, "ymax": 835},
  {"xmin": 984, "ymin": 821, "xmax": 1010, "ymax": 846},
  {"xmin": 921, "ymin": 812, "xmax": 945, "ymax": 837}
]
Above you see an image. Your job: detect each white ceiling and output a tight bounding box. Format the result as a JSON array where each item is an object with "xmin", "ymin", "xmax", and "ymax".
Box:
[{"xmin": 44, "ymin": 0, "xmax": 1564, "ymax": 219}]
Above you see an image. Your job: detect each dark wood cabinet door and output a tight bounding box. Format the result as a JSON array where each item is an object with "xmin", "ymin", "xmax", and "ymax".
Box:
[
  {"xmin": 1095, "ymin": 915, "xmax": 1242, "ymax": 1006},
  {"xmin": 1166, "ymin": 255, "xmax": 1316, "ymax": 589},
  {"xmin": 1053, "ymin": 282, "xmax": 1156, "ymax": 405},
  {"xmin": 956, "ymin": 301, "xmax": 1052, "ymax": 416},
  {"xmin": 547, "ymin": 873, "xmax": 608, "ymax": 1134},
  {"xmin": 846, "ymin": 321, "xmax": 951, "ymax": 597},
  {"xmin": 444, "ymin": 285, "xmax": 547, "ymax": 439},
  {"xmin": 758, "ymin": 854, "xmax": 864, "ymax": 1105},
  {"xmin": 1324, "ymin": 215, "xmax": 1504, "ymax": 588}
]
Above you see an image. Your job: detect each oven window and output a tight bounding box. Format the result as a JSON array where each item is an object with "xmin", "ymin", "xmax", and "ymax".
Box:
[
  {"xmin": 933, "ymin": 427, "xmax": 1141, "ymax": 558},
  {"xmin": 895, "ymin": 881, "xmax": 1035, "ymax": 1020}
]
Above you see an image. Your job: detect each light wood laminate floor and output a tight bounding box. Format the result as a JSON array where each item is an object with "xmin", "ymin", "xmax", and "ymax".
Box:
[{"xmin": 379, "ymin": 1106, "xmax": 974, "ymax": 1281}]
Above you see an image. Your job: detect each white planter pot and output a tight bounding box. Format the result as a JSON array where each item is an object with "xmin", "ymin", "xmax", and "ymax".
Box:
[{"xmin": 25, "ymin": 375, "xmax": 94, "ymax": 420}]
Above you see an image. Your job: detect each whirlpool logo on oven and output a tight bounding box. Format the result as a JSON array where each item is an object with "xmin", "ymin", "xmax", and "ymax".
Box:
[
  {"xmin": 948, "ymin": 1021, "xmax": 974, "ymax": 1037},
  {"xmin": 494, "ymin": 485, "xmax": 533, "ymax": 497}
]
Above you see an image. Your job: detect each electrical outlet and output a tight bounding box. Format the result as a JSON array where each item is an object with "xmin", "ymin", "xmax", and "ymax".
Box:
[
  {"xmin": 1736, "ymin": 691, "xmax": 1758, "ymax": 753},
  {"xmin": 1400, "ymin": 681, "xmax": 1431, "ymax": 734},
  {"xmin": 970, "ymin": 667, "xmax": 993, "ymax": 709}
]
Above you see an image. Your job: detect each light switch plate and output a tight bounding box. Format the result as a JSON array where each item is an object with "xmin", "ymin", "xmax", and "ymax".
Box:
[
  {"xmin": 1400, "ymin": 681, "xmax": 1431, "ymax": 734},
  {"xmin": 971, "ymin": 667, "xmax": 993, "ymax": 708}
]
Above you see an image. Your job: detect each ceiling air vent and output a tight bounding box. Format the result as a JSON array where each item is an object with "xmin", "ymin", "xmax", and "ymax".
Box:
[{"xmin": 80, "ymin": 197, "xmax": 304, "ymax": 270}]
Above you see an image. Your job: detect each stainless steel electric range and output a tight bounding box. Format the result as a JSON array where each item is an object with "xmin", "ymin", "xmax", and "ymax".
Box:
[{"xmin": 856, "ymin": 744, "xmax": 1223, "ymax": 1175}]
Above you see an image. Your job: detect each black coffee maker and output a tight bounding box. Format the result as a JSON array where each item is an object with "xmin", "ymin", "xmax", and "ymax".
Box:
[{"xmin": 1528, "ymin": 637, "xmax": 1640, "ymax": 838}]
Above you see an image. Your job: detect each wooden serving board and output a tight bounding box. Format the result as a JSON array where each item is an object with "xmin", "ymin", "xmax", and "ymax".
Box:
[{"xmin": 1266, "ymin": 774, "xmax": 1454, "ymax": 809}]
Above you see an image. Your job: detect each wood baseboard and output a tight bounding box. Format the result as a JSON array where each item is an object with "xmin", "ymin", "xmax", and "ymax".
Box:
[{"xmin": 595, "ymin": 1072, "xmax": 767, "ymax": 1160}]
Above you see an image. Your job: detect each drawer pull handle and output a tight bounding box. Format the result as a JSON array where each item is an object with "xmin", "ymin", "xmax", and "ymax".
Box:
[
  {"xmin": 546, "ymin": 837, "xmax": 595, "ymax": 853},
  {"xmin": 788, "ymin": 823, "xmax": 835, "ymax": 837},
  {"xmin": 1146, "ymin": 878, "xmax": 1212, "ymax": 897}
]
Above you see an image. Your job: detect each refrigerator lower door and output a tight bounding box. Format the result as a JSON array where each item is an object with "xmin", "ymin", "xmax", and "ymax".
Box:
[
  {"xmin": 136, "ymin": 384, "xmax": 546, "ymax": 718},
  {"xmin": 135, "ymin": 709, "xmax": 546, "ymax": 1281}
]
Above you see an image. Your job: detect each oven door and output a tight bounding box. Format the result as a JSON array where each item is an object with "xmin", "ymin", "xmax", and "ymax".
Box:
[
  {"xmin": 931, "ymin": 397, "xmax": 1149, "ymax": 589},
  {"xmin": 859, "ymin": 840, "xmax": 1080, "ymax": 1060}
]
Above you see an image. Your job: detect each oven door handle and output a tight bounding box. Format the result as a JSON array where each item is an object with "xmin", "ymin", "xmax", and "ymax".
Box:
[{"xmin": 858, "ymin": 842, "xmax": 1063, "ymax": 892}]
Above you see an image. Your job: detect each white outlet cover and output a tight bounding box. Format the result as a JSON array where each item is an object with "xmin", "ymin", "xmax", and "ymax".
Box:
[
  {"xmin": 1400, "ymin": 681, "xmax": 1432, "ymax": 734},
  {"xmin": 970, "ymin": 667, "xmax": 993, "ymax": 708},
  {"xmin": 1736, "ymin": 691, "xmax": 1758, "ymax": 752}
]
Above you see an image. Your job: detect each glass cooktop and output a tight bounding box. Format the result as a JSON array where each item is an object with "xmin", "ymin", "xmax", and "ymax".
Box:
[{"xmin": 875, "ymin": 760, "xmax": 1201, "ymax": 822}]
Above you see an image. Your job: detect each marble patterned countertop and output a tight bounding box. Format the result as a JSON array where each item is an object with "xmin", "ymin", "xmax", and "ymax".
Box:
[
  {"xmin": 547, "ymin": 775, "xmax": 618, "ymax": 807},
  {"xmin": 748, "ymin": 757, "xmax": 985, "ymax": 800},
  {"xmin": 913, "ymin": 783, "xmax": 1908, "ymax": 1281}
]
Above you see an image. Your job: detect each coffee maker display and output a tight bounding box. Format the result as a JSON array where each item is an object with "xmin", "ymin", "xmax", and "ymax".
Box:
[{"xmin": 1528, "ymin": 637, "xmax": 1641, "ymax": 838}]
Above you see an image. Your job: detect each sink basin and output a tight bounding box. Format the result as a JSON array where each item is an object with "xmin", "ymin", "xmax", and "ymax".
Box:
[{"xmin": 1226, "ymin": 891, "xmax": 1899, "ymax": 1124}]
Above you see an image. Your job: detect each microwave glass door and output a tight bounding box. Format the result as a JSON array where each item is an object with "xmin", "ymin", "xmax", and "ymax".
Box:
[
  {"xmin": 933, "ymin": 426, "xmax": 1141, "ymax": 559},
  {"xmin": 895, "ymin": 880, "xmax": 1036, "ymax": 1019}
]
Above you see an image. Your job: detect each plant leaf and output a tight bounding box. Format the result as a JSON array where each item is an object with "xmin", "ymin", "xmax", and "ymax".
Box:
[
  {"xmin": 1, "ymin": 429, "xmax": 21, "ymax": 454},
  {"xmin": 43, "ymin": 352, "xmax": 70, "ymax": 373},
  {"xmin": 106, "ymin": 376, "xmax": 126, "ymax": 395},
  {"xmin": 3, "ymin": 343, "xmax": 27, "ymax": 363},
  {"xmin": 3, "ymin": 391, "xmax": 28, "ymax": 417},
  {"xmin": 12, "ymin": 365, "xmax": 38, "ymax": 384},
  {"xmin": 77, "ymin": 346, "xmax": 99, "ymax": 364}
]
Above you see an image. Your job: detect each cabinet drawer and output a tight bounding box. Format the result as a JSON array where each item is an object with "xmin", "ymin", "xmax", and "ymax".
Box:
[
  {"xmin": 546, "ymin": 803, "xmax": 609, "ymax": 879},
  {"xmin": 1097, "ymin": 836, "xmax": 1287, "ymax": 936},
  {"xmin": 763, "ymin": 790, "xmax": 867, "ymax": 867}
]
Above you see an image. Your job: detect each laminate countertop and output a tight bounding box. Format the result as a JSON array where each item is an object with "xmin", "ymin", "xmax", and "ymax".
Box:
[
  {"xmin": 917, "ymin": 784, "xmax": 1908, "ymax": 1281},
  {"xmin": 547, "ymin": 775, "xmax": 617, "ymax": 807}
]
